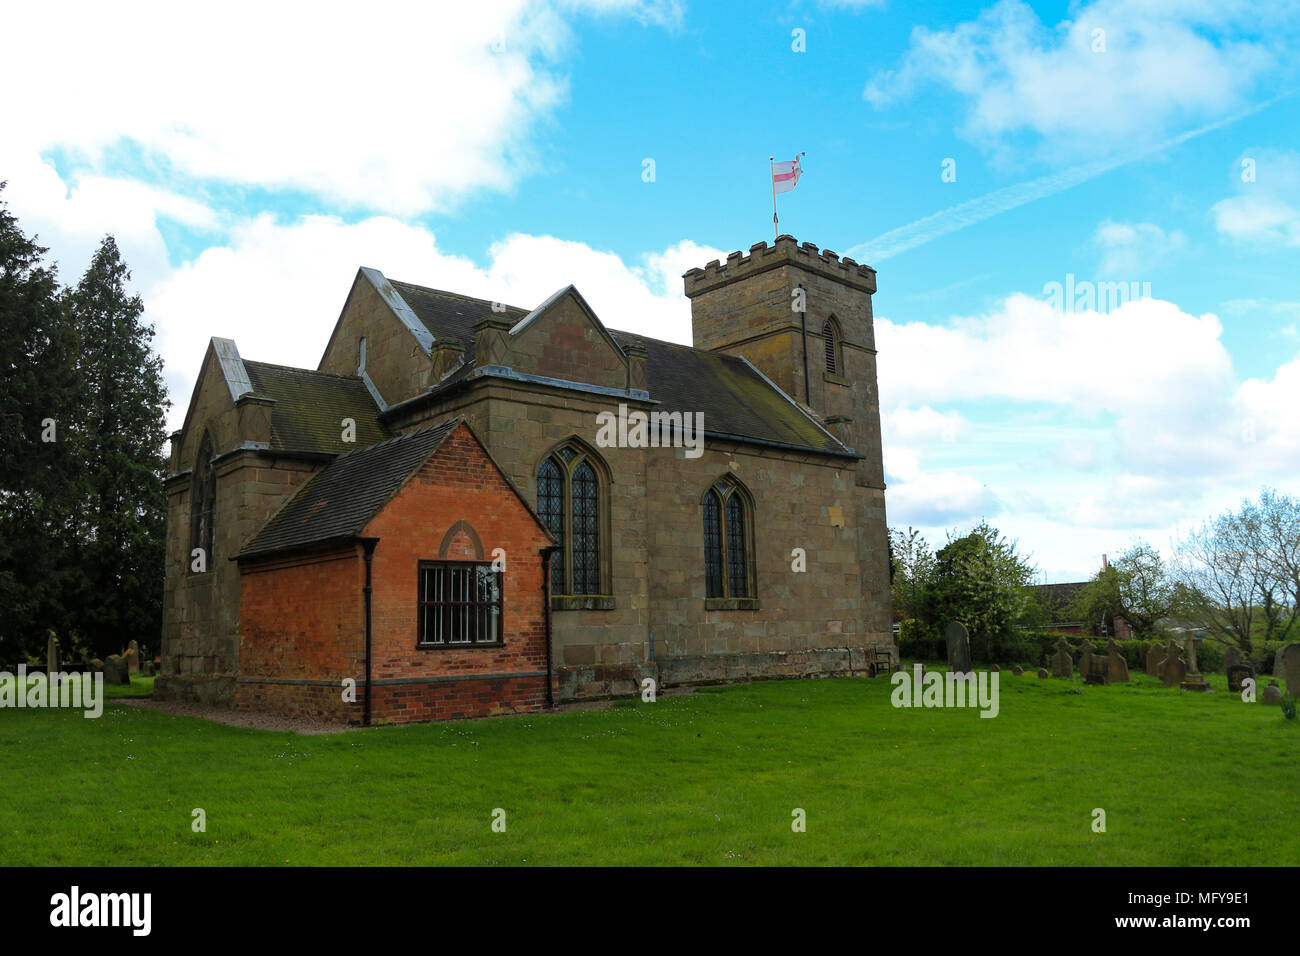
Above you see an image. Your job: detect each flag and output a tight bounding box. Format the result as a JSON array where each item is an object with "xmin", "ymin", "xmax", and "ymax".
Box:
[{"xmin": 772, "ymin": 153, "xmax": 805, "ymax": 195}]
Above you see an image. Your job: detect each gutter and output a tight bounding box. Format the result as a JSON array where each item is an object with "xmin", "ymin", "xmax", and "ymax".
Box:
[
  {"xmin": 359, "ymin": 537, "xmax": 379, "ymax": 726},
  {"xmin": 541, "ymin": 546, "xmax": 558, "ymax": 708}
]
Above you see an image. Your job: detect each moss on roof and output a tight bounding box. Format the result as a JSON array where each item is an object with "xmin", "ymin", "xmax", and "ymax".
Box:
[{"xmin": 243, "ymin": 361, "xmax": 389, "ymax": 456}]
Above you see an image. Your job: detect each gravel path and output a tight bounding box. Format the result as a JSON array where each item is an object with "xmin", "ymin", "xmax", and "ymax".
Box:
[{"xmin": 120, "ymin": 698, "xmax": 356, "ymax": 735}]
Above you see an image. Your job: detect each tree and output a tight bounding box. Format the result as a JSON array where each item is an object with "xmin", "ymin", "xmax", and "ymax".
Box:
[
  {"xmin": 928, "ymin": 521, "xmax": 1036, "ymax": 662},
  {"xmin": 65, "ymin": 236, "xmax": 170, "ymax": 658},
  {"xmin": 888, "ymin": 526, "xmax": 935, "ymax": 624},
  {"xmin": 0, "ymin": 183, "xmax": 82, "ymax": 661},
  {"xmin": 1072, "ymin": 542, "xmax": 1182, "ymax": 640},
  {"xmin": 1175, "ymin": 489, "xmax": 1300, "ymax": 653}
]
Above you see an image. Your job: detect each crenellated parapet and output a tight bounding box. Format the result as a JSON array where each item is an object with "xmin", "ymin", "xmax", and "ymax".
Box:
[{"xmin": 683, "ymin": 235, "xmax": 876, "ymax": 298}]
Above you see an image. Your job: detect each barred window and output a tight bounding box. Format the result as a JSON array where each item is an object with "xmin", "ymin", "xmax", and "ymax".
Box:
[
  {"xmin": 536, "ymin": 441, "xmax": 607, "ymax": 597},
  {"xmin": 702, "ymin": 478, "xmax": 754, "ymax": 600},
  {"xmin": 418, "ymin": 562, "xmax": 502, "ymax": 646},
  {"xmin": 189, "ymin": 431, "xmax": 216, "ymax": 571}
]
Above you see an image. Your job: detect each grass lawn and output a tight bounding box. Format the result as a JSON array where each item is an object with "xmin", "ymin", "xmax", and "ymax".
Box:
[{"xmin": 1, "ymin": 669, "xmax": 1296, "ymax": 866}]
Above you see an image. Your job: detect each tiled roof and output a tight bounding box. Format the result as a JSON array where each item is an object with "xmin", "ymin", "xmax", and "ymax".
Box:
[
  {"xmin": 391, "ymin": 280, "xmax": 528, "ymax": 346},
  {"xmin": 388, "ymin": 279, "xmax": 850, "ymax": 457},
  {"xmin": 239, "ymin": 419, "xmax": 460, "ymax": 559},
  {"xmin": 243, "ymin": 361, "xmax": 389, "ymax": 456},
  {"xmin": 610, "ymin": 331, "xmax": 848, "ymax": 455}
]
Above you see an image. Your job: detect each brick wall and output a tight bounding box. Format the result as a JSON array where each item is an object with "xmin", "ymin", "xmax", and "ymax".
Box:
[{"xmin": 234, "ymin": 423, "xmax": 555, "ymax": 725}]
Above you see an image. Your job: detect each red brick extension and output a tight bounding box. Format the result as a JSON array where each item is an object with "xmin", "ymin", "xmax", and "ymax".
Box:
[{"xmin": 235, "ymin": 423, "xmax": 554, "ymax": 725}]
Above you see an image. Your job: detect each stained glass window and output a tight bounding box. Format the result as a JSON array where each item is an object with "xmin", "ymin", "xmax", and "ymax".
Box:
[
  {"xmin": 572, "ymin": 461, "xmax": 600, "ymax": 594},
  {"xmin": 726, "ymin": 495, "xmax": 748, "ymax": 597},
  {"xmin": 537, "ymin": 456, "xmax": 564, "ymax": 590}
]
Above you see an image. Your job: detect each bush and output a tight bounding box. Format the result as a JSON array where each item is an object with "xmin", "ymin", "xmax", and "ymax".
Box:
[
  {"xmin": 1281, "ymin": 696, "xmax": 1297, "ymax": 721},
  {"xmin": 898, "ymin": 619, "xmax": 944, "ymax": 662}
]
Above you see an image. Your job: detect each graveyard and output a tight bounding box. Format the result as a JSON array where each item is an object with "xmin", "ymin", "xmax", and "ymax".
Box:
[{"xmin": 2, "ymin": 650, "xmax": 1295, "ymax": 867}]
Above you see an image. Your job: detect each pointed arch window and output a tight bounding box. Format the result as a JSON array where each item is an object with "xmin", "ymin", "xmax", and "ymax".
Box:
[
  {"xmin": 189, "ymin": 431, "xmax": 216, "ymax": 571},
  {"xmin": 823, "ymin": 318, "xmax": 841, "ymax": 376},
  {"xmin": 702, "ymin": 477, "xmax": 755, "ymax": 603},
  {"xmin": 536, "ymin": 441, "xmax": 609, "ymax": 599}
]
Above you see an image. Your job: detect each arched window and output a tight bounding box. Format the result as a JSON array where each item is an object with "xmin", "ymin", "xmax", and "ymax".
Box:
[
  {"xmin": 535, "ymin": 441, "xmax": 608, "ymax": 596},
  {"xmin": 823, "ymin": 318, "xmax": 841, "ymax": 375},
  {"xmin": 702, "ymin": 477, "xmax": 753, "ymax": 600},
  {"xmin": 189, "ymin": 431, "xmax": 216, "ymax": 570}
]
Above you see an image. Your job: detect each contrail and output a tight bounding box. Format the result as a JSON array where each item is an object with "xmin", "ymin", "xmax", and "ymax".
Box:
[{"xmin": 845, "ymin": 97, "xmax": 1290, "ymax": 264}]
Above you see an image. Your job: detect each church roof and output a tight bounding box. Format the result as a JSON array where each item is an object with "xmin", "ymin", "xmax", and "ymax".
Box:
[
  {"xmin": 388, "ymin": 279, "xmax": 852, "ymax": 457},
  {"xmin": 239, "ymin": 419, "xmax": 461, "ymax": 560},
  {"xmin": 243, "ymin": 361, "xmax": 389, "ymax": 456}
]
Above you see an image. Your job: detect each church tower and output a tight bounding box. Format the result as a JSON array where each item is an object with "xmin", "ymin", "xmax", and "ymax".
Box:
[{"xmin": 683, "ymin": 236, "xmax": 891, "ymax": 648}]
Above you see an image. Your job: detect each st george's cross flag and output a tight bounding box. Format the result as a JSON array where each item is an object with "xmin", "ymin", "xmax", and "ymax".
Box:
[{"xmin": 771, "ymin": 153, "xmax": 805, "ymax": 194}]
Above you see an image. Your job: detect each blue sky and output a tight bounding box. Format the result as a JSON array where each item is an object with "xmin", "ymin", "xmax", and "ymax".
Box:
[{"xmin": 4, "ymin": 0, "xmax": 1299, "ymax": 582}]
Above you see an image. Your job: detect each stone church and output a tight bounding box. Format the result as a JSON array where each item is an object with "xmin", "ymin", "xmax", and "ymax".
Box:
[{"xmin": 156, "ymin": 235, "xmax": 893, "ymax": 724}]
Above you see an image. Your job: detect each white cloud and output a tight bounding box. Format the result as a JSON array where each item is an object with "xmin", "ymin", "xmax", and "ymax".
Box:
[
  {"xmin": 863, "ymin": 0, "xmax": 1286, "ymax": 158},
  {"xmin": 1211, "ymin": 149, "xmax": 1300, "ymax": 247},
  {"xmin": 1092, "ymin": 220, "xmax": 1187, "ymax": 275},
  {"xmin": 0, "ymin": 0, "xmax": 671, "ymax": 216},
  {"xmin": 146, "ymin": 214, "xmax": 724, "ymax": 431}
]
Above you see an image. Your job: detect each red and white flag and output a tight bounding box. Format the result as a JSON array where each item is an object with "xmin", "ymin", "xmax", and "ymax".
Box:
[{"xmin": 771, "ymin": 153, "xmax": 805, "ymax": 194}]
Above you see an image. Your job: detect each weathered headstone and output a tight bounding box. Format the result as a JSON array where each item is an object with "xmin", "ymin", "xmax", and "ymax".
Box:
[
  {"xmin": 1106, "ymin": 639, "xmax": 1130, "ymax": 682},
  {"xmin": 1160, "ymin": 640, "xmax": 1186, "ymax": 687},
  {"xmin": 1051, "ymin": 638, "xmax": 1074, "ymax": 678},
  {"xmin": 945, "ymin": 621, "xmax": 973, "ymax": 675},
  {"xmin": 1284, "ymin": 644, "xmax": 1300, "ymax": 697},
  {"xmin": 1227, "ymin": 664, "xmax": 1255, "ymax": 694},
  {"xmin": 1084, "ymin": 654, "xmax": 1110, "ymax": 685},
  {"xmin": 103, "ymin": 655, "xmax": 130, "ymax": 686},
  {"xmin": 1262, "ymin": 680, "xmax": 1282, "ymax": 705},
  {"xmin": 123, "ymin": 640, "xmax": 140, "ymax": 675},
  {"xmin": 1222, "ymin": 645, "xmax": 1243, "ymax": 673},
  {"xmin": 1012, "ymin": 665, "xmax": 1023, "ymax": 676},
  {"xmin": 88, "ymin": 658, "xmax": 104, "ymax": 674},
  {"xmin": 1079, "ymin": 639, "xmax": 1097, "ymax": 680},
  {"xmin": 1144, "ymin": 643, "xmax": 1163, "ymax": 676},
  {"xmin": 1180, "ymin": 635, "xmax": 1210, "ymax": 691},
  {"xmin": 1037, "ymin": 667, "xmax": 1049, "ymax": 679},
  {"xmin": 46, "ymin": 632, "xmax": 60, "ymax": 678},
  {"xmin": 1273, "ymin": 644, "xmax": 1292, "ymax": 677}
]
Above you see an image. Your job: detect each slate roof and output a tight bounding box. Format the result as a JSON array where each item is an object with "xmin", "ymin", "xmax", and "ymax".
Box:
[
  {"xmin": 391, "ymin": 280, "xmax": 528, "ymax": 346},
  {"xmin": 239, "ymin": 419, "xmax": 460, "ymax": 559},
  {"xmin": 243, "ymin": 361, "xmax": 389, "ymax": 456},
  {"xmin": 388, "ymin": 279, "xmax": 851, "ymax": 457}
]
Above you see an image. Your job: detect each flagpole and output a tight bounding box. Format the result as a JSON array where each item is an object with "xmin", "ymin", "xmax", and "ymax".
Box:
[{"xmin": 770, "ymin": 155, "xmax": 778, "ymax": 239}]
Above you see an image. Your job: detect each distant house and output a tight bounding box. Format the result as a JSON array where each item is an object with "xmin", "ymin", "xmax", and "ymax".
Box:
[{"xmin": 1026, "ymin": 558, "xmax": 1131, "ymax": 639}]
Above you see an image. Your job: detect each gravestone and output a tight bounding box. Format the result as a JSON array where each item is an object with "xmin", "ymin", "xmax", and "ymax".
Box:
[
  {"xmin": 1106, "ymin": 639, "xmax": 1130, "ymax": 683},
  {"xmin": 1144, "ymin": 643, "xmax": 1163, "ymax": 677},
  {"xmin": 1012, "ymin": 665, "xmax": 1023, "ymax": 676},
  {"xmin": 88, "ymin": 658, "xmax": 104, "ymax": 674},
  {"xmin": 103, "ymin": 655, "xmax": 130, "ymax": 686},
  {"xmin": 1037, "ymin": 667, "xmax": 1049, "ymax": 678},
  {"xmin": 1180, "ymin": 635, "xmax": 1210, "ymax": 692},
  {"xmin": 1274, "ymin": 644, "xmax": 1293, "ymax": 677},
  {"xmin": 1160, "ymin": 640, "xmax": 1186, "ymax": 687},
  {"xmin": 991, "ymin": 663, "xmax": 1000, "ymax": 672},
  {"xmin": 1079, "ymin": 640, "xmax": 1097, "ymax": 680},
  {"xmin": 1226, "ymin": 664, "xmax": 1255, "ymax": 694},
  {"xmin": 945, "ymin": 621, "xmax": 973, "ymax": 675},
  {"xmin": 1051, "ymin": 638, "xmax": 1074, "ymax": 678},
  {"xmin": 1222, "ymin": 645, "xmax": 1243, "ymax": 673},
  {"xmin": 1084, "ymin": 654, "xmax": 1110, "ymax": 685},
  {"xmin": 123, "ymin": 640, "xmax": 140, "ymax": 675},
  {"xmin": 1262, "ymin": 680, "xmax": 1282, "ymax": 705},
  {"xmin": 1285, "ymin": 644, "xmax": 1300, "ymax": 697},
  {"xmin": 141, "ymin": 660, "xmax": 155, "ymax": 678},
  {"xmin": 46, "ymin": 632, "xmax": 60, "ymax": 678}
]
